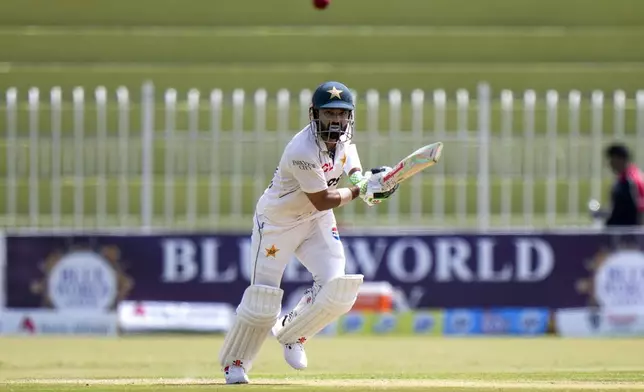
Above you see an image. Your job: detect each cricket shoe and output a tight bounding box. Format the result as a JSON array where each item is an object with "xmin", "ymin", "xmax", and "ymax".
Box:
[
  {"xmin": 283, "ymin": 339, "xmax": 308, "ymax": 370},
  {"xmin": 273, "ymin": 313, "xmax": 308, "ymax": 370},
  {"xmin": 224, "ymin": 363, "xmax": 249, "ymax": 384}
]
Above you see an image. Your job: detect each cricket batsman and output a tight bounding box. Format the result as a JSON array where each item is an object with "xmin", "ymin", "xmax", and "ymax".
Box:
[{"xmin": 218, "ymin": 81, "xmax": 399, "ymax": 384}]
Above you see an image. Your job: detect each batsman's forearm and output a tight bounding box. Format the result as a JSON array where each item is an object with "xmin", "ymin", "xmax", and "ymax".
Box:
[
  {"xmin": 349, "ymin": 185, "xmax": 361, "ymax": 199},
  {"xmin": 316, "ymin": 186, "xmax": 360, "ymax": 211},
  {"xmin": 331, "ymin": 186, "xmax": 361, "ymax": 207}
]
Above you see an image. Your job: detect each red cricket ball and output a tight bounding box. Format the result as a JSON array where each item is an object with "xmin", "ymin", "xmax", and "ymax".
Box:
[{"xmin": 313, "ymin": 0, "xmax": 329, "ymax": 9}]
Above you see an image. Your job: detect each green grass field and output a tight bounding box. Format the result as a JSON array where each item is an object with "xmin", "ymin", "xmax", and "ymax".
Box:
[
  {"xmin": 3, "ymin": 63, "xmax": 644, "ymax": 99},
  {"xmin": 3, "ymin": 0, "xmax": 644, "ymax": 27},
  {"xmin": 2, "ymin": 0, "xmax": 644, "ymax": 96},
  {"xmin": 5, "ymin": 27, "xmax": 644, "ymax": 64},
  {"xmin": 1, "ymin": 336, "xmax": 644, "ymax": 391},
  {"xmin": 1, "ymin": 0, "xmax": 643, "ymax": 230}
]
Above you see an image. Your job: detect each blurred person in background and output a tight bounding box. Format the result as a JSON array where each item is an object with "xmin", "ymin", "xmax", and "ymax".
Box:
[{"xmin": 594, "ymin": 143, "xmax": 644, "ymax": 227}]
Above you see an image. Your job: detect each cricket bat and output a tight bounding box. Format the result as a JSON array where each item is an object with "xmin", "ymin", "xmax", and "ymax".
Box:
[{"xmin": 381, "ymin": 142, "xmax": 443, "ymax": 188}]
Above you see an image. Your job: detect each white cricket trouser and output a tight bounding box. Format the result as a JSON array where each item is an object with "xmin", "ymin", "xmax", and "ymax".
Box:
[{"xmin": 249, "ymin": 211, "xmax": 346, "ymax": 288}]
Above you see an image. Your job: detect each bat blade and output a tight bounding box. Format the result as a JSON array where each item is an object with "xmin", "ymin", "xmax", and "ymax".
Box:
[{"xmin": 382, "ymin": 142, "xmax": 443, "ymax": 187}]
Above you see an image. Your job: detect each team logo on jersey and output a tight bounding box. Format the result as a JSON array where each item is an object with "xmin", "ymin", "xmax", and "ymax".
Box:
[
  {"xmin": 331, "ymin": 227, "xmax": 340, "ymax": 240},
  {"xmin": 327, "ymin": 177, "xmax": 341, "ymax": 187},
  {"xmin": 265, "ymin": 244, "xmax": 280, "ymax": 258},
  {"xmin": 292, "ymin": 160, "xmax": 315, "ymax": 171},
  {"xmin": 322, "ymin": 162, "xmax": 334, "ymax": 173}
]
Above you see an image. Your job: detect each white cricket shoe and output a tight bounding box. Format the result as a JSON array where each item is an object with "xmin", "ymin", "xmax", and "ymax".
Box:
[
  {"xmin": 273, "ymin": 313, "xmax": 308, "ymax": 370},
  {"xmin": 283, "ymin": 341, "xmax": 308, "ymax": 370},
  {"xmin": 224, "ymin": 364, "xmax": 249, "ymax": 384}
]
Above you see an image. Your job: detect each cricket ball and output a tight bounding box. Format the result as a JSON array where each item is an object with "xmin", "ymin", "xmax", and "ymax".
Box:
[{"xmin": 313, "ymin": 0, "xmax": 330, "ymax": 10}]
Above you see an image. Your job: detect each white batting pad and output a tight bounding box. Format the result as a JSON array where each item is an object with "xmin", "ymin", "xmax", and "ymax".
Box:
[
  {"xmin": 218, "ymin": 284, "xmax": 283, "ymax": 370},
  {"xmin": 276, "ymin": 274, "xmax": 363, "ymax": 345}
]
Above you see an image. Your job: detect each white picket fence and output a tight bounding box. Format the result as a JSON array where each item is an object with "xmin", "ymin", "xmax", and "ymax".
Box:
[{"xmin": 2, "ymin": 82, "xmax": 644, "ymax": 232}]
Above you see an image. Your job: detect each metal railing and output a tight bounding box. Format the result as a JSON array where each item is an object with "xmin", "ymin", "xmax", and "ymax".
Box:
[{"xmin": 2, "ymin": 82, "xmax": 644, "ymax": 231}]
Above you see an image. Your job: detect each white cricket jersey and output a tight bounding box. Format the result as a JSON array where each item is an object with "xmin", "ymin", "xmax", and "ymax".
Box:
[{"xmin": 255, "ymin": 125, "xmax": 349, "ymax": 226}]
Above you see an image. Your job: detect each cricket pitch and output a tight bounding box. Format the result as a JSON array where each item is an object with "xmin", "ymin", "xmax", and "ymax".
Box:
[{"xmin": 1, "ymin": 335, "xmax": 644, "ymax": 391}]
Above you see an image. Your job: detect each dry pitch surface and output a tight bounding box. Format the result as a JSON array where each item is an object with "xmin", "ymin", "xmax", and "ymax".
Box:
[{"xmin": 1, "ymin": 335, "xmax": 643, "ymax": 391}]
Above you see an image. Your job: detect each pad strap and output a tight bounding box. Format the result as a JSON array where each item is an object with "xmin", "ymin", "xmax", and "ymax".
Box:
[{"xmin": 276, "ymin": 275, "xmax": 363, "ymax": 345}]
